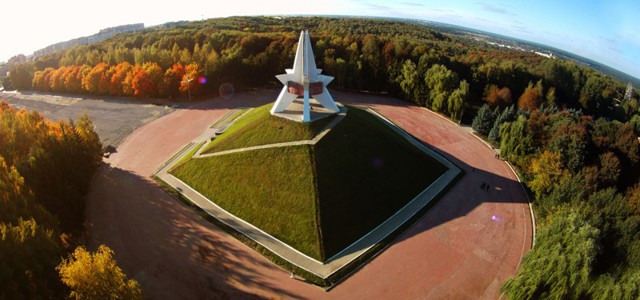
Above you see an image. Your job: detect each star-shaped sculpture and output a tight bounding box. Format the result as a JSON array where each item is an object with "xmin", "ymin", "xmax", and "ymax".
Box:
[{"xmin": 270, "ymin": 30, "xmax": 340, "ymax": 122}]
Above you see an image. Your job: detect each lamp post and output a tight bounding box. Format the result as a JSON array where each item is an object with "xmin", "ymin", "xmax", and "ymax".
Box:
[{"xmin": 181, "ymin": 76, "xmax": 193, "ymax": 101}]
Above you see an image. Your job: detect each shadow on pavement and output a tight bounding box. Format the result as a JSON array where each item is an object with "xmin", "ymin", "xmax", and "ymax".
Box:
[{"xmin": 85, "ymin": 164, "xmax": 303, "ymax": 300}]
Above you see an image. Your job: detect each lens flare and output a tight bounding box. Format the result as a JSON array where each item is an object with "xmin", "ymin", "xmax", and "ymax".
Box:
[
  {"xmin": 219, "ymin": 83, "xmax": 235, "ymax": 99},
  {"xmin": 198, "ymin": 76, "xmax": 207, "ymax": 84},
  {"xmin": 372, "ymin": 157, "xmax": 384, "ymax": 169}
]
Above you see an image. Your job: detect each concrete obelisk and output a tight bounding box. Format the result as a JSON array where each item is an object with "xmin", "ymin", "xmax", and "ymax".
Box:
[{"xmin": 270, "ymin": 30, "xmax": 339, "ymax": 122}]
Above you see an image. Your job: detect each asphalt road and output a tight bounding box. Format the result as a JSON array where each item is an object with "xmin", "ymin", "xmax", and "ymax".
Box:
[{"xmin": 0, "ymin": 91, "xmax": 175, "ymax": 147}]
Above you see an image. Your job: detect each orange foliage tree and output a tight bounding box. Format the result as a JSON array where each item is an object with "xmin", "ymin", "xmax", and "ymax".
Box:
[
  {"xmin": 485, "ymin": 84, "xmax": 513, "ymax": 107},
  {"xmin": 131, "ymin": 62, "xmax": 162, "ymax": 97},
  {"xmin": 109, "ymin": 62, "xmax": 133, "ymax": 96},
  {"xmin": 159, "ymin": 63, "xmax": 185, "ymax": 98},
  {"xmin": 180, "ymin": 63, "xmax": 204, "ymax": 97},
  {"xmin": 518, "ymin": 81, "xmax": 543, "ymax": 111}
]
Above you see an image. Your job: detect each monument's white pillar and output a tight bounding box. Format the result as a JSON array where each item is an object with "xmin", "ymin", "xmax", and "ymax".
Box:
[{"xmin": 271, "ymin": 30, "xmax": 339, "ymax": 122}]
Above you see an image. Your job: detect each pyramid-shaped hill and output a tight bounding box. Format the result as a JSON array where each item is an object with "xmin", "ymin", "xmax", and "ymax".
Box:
[{"xmin": 169, "ymin": 104, "xmax": 449, "ymax": 261}]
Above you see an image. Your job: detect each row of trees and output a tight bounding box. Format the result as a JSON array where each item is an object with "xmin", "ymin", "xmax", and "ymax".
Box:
[
  {"xmin": 5, "ymin": 17, "xmax": 636, "ymax": 124},
  {"xmin": 472, "ymin": 104, "xmax": 640, "ymax": 298},
  {"xmin": 0, "ymin": 101, "xmax": 140, "ymax": 299},
  {"xmin": 29, "ymin": 62, "xmax": 203, "ymax": 98},
  {"xmin": 2, "ymin": 16, "xmax": 639, "ymax": 297}
]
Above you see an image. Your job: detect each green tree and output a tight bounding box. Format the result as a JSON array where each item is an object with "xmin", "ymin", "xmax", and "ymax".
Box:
[
  {"xmin": 424, "ymin": 64, "xmax": 459, "ymax": 112},
  {"xmin": 447, "ymin": 80, "xmax": 468, "ymax": 121},
  {"xmin": 579, "ymin": 74, "xmax": 610, "ymax": 112},
  {"xmin": 499, "ymin": 115, "xmax": 532, "ymax": 161},
  {"xmin": 7, "ymin": 63, "xmax": 34, "ymax": 90},
  {"xmin": 472, "ymin": 104, "xmax": 497, "ymax": 136},
  {"xmin": 488, "ymin": 105, "xmax": 517, "ymax": 144},
  {"xmin": 399, "ymin": 60, "xmax": 420, "ymax": 104},
  {"xmin": 57, "ymin": 245, "xmax": 142, "ymax": 300},
  {"xmin": 627, "ymin": 182, "xmax": 640, "ymax": 216},
  {"xmin": 501, "ymin": 209, "xmax": 599, "ymax": 299}
]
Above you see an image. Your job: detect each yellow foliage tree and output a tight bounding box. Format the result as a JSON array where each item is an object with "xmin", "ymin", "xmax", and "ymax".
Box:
[
  {"xmin": 57, "ymin": 245, "xmax": 142, "ymax": 300},
  {"xmin": 529, "ymin": 150, "xmax": 569, "ymax": 198}
]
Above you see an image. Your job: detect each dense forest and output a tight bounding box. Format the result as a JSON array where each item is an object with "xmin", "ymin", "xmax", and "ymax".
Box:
[
  {"xmin": 0, "ymin": 102, "xmax": 141, "ymax": 299},
  {"xmin": 2, "ymin": 16, "xmax": 640, "ymax": 298}
]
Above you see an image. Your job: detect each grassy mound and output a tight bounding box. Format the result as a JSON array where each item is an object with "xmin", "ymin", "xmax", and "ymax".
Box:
[
  {"xmin": 315, "ymin": 108, "xmax": 448, "ymax": 257},
  {"xmin": 171, "ymin": 145, "xmax": 323, "ymax": 260},
  {"xmin": 202, "ymin": 104, "xmax": 334, "ymax": 153},
  {"xmin": 171, "ymin": 106, "xmax": 448, "ymax": 261}
]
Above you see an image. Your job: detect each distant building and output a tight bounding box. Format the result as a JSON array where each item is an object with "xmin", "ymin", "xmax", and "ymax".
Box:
[
  {"xmin": 625, "ymin": 83, "xmax": 634, "ymax": 100},
  {"xmin": 33, "ymin": 23, "xmax": 144, "ymax": 58},
  {"xmin": 534, "ymin": 51, "xmax": 555, "ymax": 59}
]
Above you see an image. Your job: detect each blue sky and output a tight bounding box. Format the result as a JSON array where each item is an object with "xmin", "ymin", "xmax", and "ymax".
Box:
[{"xmin": 2, "ymin": 0, "xmax": 638, "ymax": 80}]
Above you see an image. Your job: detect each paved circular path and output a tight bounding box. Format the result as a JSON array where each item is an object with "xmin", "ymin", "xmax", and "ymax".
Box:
[{"xmin": 86, "ymin": 89, "xmax": 532, "ymax": 299}]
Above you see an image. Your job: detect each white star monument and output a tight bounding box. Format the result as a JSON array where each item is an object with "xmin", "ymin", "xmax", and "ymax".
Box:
[{"xmin": 270, "ymin": 30, "xmax": 340, "ymax": 122}]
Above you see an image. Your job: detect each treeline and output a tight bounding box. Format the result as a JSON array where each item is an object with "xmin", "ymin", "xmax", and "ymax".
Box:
[
  {"xmin": 0, "ymin": 102, "xmax": 140, "ymax": 298},
  {"xmin": 28, "ymin": 62, "xmax": 203, "ymax": 98},
  {"xmin": 472, "ymin": 104, "xmax": 640, "ymax": 298},
  {"xmin": 4, "ymin": 17, "xmax": 637, "ymax": 124}
]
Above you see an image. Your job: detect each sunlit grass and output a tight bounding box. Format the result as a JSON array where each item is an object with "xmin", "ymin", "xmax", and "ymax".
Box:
[
  {"xmin": 171, "ymin": 145, "xmax": 323, "ymax": 260},
  {"xmin": 202, "ymin": 104, "xmax": 334, "ymax": 153}
]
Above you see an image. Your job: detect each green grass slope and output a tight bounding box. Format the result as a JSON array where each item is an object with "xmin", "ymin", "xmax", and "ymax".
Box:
[
  {"xmin": 170, "ymin": 145, "xmax": 323, "ymax": 260},
  {"xmin": 202, "ymin": 104, "xmax": 334, "ymax": 153},
  {"xmin": 314, "ymin": 107, "xmax": 448, "ymax": 258},
  {"xmin": 171, "ymin": 106, "xmax": 448, "ymax": 262}
]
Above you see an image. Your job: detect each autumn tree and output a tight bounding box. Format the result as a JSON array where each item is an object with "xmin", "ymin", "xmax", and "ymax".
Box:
[
  {"xmin": 109, "ymin": 62, "xmax": 133, "ymax": 96},
  {"xmin": 159, "ymin": 63, "xmax": 184, "ymax": 98},
  {"xmin": 485, "ymin": 84, "xmax": 512, "ymax": 107},
  {"xmin": 598, "ymin": 151, "xmax": 621, "ymax": 188},
  {"xmin": 517, "ymin": 80, "xmax": 544, "ymax": 111},
  {"xmin": 82, "ymin": 63, "xmax": 110, "ymax": 94},
  {"xmin": 63, "ymin": 66, "xmax": 83, "ymax": 93},
  {"xmin": 528, "ymin": 150, "xmax": 569, "ymax": 198},
  {"xmin": 57, "ymin": 245, "xmax": 142, "ymax": 300},
  {"xmin": 132, "ymin": 62, "xmax": 162, "ymax": 97},
  {"xmin": 180, "ymin": 63, "xmax": 204, "ymax": 97},
  {"xmin": 122, "ymin": 64, "xmax": 140, "ymax": 96}
]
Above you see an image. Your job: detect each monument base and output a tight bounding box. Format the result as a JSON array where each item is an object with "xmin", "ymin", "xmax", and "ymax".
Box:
[{"xmin": 272, "ymin": 98, "xmax": 343, "ymax": 122}]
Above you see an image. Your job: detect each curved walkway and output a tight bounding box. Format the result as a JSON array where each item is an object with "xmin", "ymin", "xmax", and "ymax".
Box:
[{"xmin": 85, "ymin": 89, "xmax": 532, "ymax": 299}]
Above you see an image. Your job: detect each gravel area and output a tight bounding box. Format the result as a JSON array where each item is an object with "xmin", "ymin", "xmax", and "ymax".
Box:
[{"xmin": 0, "ymin": 91, "xmax": 175, "ymax": 147}]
